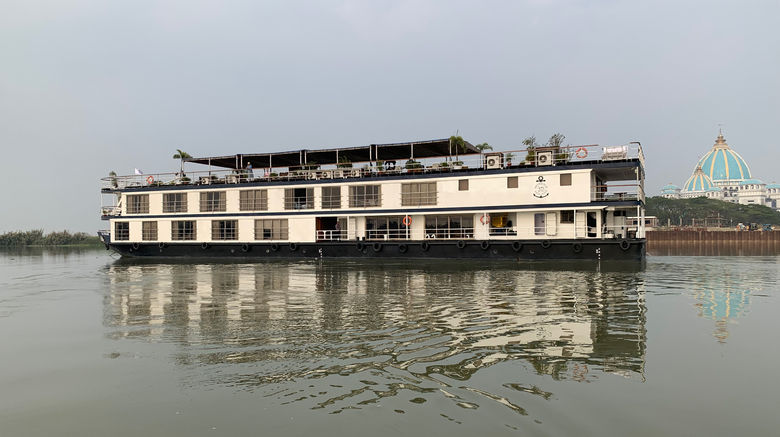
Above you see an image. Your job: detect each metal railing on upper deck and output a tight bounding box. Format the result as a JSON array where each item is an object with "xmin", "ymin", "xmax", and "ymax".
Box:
[
  {"xmin": 100, "ymin": 142, "xmax": 645, "ymax": 191},
  {"xmin": 591, "ymin": 183, "xmax": 645, "ymax": 202}
]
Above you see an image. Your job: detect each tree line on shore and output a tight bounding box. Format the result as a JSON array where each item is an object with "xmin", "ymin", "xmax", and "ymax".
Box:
[
  {"xmin": 0, "ymin": 230, "xmax": 102, "ymax": 247},
  {"xmin": 647, "ymin": 196, "xmax": 780, "ymax": 227}
]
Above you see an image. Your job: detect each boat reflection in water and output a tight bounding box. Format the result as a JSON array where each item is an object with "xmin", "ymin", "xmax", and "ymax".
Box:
[{"xmin": 105, "ymin": 260, "xmax": 647, "ymax": 414}]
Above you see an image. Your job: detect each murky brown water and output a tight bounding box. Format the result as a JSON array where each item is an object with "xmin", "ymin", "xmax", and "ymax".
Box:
[{"xmin": 1, "ymin": 250, "xmax": 778, "ymax": 436}]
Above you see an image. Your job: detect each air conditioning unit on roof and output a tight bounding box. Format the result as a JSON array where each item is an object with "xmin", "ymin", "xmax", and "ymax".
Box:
[
  {"xmin": 485, "ymin": 152, "xmax": 503, "ymax": 169},
  {"xmin": 536, "ymin": 150, "xmax": 554, "ymax": 166}
]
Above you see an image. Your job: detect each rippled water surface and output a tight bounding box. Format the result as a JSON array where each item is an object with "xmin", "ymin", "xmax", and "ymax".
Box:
[{"xmin": 1, "ymin": 249, "xmax": 778, "ymax": 436}]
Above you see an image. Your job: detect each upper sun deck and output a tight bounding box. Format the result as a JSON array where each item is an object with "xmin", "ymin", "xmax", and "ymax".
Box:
[{"xmin": 101, "ymin": 139, "xmax": 645, "ymax": 192}]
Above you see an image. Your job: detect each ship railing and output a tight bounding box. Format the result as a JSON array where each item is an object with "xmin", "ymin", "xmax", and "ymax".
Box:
[
  {"xmin": 423, "ymin": 227, "xmax": 475, "ymax": 239},
  {"xmin": 316, "ymin": 230, "xmax": 348, "ymax": 241},
  {"xmin": 365, "ymin": 229, "xmax": 412, "ymax": 240},
  {"xmin": 100, "ymin": 206, "xmax": 121, "ymax": 217},
  {"xmin": 591, "ymin": 183, "xmax": 643, "ymax": 201},
  {"xmin": 100, "ymin": 143, "xmax": 645, "ymax": 190}
]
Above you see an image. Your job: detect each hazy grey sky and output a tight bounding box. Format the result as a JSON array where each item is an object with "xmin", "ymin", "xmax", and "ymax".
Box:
[{"xmin": 2, "ymin": 0, "xmax": 778, "ymax": 232}]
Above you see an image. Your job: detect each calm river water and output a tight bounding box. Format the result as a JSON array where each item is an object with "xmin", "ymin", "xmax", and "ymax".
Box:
[{"xmin": 1, "ymin": 249, "xmax": 778, "ymax": 436}]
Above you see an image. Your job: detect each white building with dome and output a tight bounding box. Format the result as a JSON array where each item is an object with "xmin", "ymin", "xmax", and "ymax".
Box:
[{"xmin": 662, "ymin": 131, "xmax": 780, "ymax": 211}]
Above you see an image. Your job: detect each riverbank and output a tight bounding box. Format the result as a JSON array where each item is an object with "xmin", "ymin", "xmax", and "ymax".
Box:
[{"xmin": 0, "ymin": 230, "xmax": 103, "ymax": 247}]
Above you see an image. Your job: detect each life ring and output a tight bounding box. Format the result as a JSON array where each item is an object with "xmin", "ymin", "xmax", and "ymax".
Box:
[
  {"xmin": 271, "ymin": 243, "xmax": 279, "ymax": 251},
  {"xmin": 201, "ymin": 242, "xmax": 209, "ymax": 250},
  {"xmin": 575, "ymin": 147, "xmax": 588, "ymax": 159},
  {"xmin": 398, "ymin": 243, "xmax": 408, "ymax": 253},
  {"xmin": 480, "ymin": 214, "xmax": 490, "ymax": 225},
  {"xmin": 131, "ymin": 242, "xmax": 140, "ymax": 250},
  {"xmin": 372, "ymin": 242, "xmax": 382, "ymax": 252},
  {"xmin": 289, "ymin": 242, "xmax": 298, "ymax": 251},
  {"xmin": 241, "ymin": 243, "xmax": 250, "ymax": 252},
  {"xmin": 480, "ymin": 240, "xmax": 490, "ymax": 250},
  {"xmin": 146, "ymin": 175, "xmax": 154, "ymax": 184},
  {"xmin": 456, "ymin": 240, "xmax": 466, "ymax": 249},
  {"xmin": 619, "ymin": 239, "xmax": 631, "ymax": 251},
  {"xmin": 540, "ymin": 240, "xmax": 551, "ymax": 249},
  {"xmin": 421, "ymin": 241, "xmax": 430, "ymax": 251},
  {"xmin": 356, "ymin": 241, "xmax": 364, "ymax": 251},
  {"xmin": 512, "ymin": 241, "xmax": 522, "ymax": 252},
  {"xmin": 402, "ymin": 215, "xmax": 412, "ymax": 226},
  {"xmin": 572, "ymin": 242, "xmax": 583, "ymax": 253}
]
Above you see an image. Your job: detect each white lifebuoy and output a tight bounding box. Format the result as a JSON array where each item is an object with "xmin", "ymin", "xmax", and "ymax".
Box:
[
  {"xmin": 402, "ymin": 215, "xmax": 412, "ymax": 226},
  {"xmin": 480, "ymin": 214, "xmax": 490, "ymax": 225},
  {"xmin": 575, "ymin": 147, "xmax": 588, "ymax": 159},
  {"xmin": 146, "ymin": 175, "xmax": 154, "ymax": 184}
]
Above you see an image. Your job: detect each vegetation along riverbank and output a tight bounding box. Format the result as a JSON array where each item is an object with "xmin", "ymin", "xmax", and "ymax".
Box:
[{"xmin": 0, "ymin": 230, "xmax": 103, "ymax": 247}]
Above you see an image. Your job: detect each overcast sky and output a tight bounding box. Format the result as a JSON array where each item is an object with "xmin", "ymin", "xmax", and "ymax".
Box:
[{"xmin": 1, "ymin": 0, "xmax": 778, "ymax": 232}]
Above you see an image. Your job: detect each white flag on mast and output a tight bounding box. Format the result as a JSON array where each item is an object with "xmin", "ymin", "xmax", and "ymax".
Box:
[{"xmin": 134, "ymin": 168, "xmax": 144, "ymax": 175}]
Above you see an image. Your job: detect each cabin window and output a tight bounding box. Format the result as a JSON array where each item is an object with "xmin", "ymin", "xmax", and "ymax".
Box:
[
  {"xmin": 163, "ymin": 193, "xmax": 187, "ymax": 213},
  {"xmin": 114, "ymin": 222, "xmax": 129, "ymax": 241},
  {"xmin": 212, "ymin": 220, "xmax": 237, "ymax": 240},
  {"xmin": 560, "ymin": 173, "xmax": 572, "ymax": 186},
  {"xmin": 240, "ymin": 190, "xmax": 267, "ymax": 211},
  {"xmin": 507, "ymin": 176, "xmax": 518, "ymax": 189},
  {"xmin": 200, "ymin": 191, "xmax": 226, "ymax": 212},
  {"xmin": 126, "ymin": 194, "xmax": 149, "ymax": 214},
  {"xmin": 142, "ymin": 221, "xmax": 158, "ymax": 240},
  {"xmin": 365, "ymin": 216, "xmax": 406, "ymax": 240},
  {"xmin": 321, "ymin": 186, "xmax": 341, "ymax": 209},
  {"xmin": 284, "ymin": 188, "xmax": 314, "ymax": 210},
  {"xmin": 254, "ymin": 219, "xmax": 288, "ymax": 240},
  {"xmin": 560, "ymin": 210, "xmax": 574, "ymax": 224},
  {"xmin": 401, "ymin": 182, "xmax": 437, "ymax": 206},
  {"xmin": 488, "ymin": 213, "xmax": 516, "ymax": 236},
  {"xmin": 459, "ymin": 179, "xmax": 469, "ymax": 191},
  {"xmin": 425, "ymin": 215, "xmax": 474, "ymax": 239},
  {"xmin": 171, "ymin": 220, "xmax": 196, "ymax": 240},
  {"xmin": 349, "ymin": 185, "xmax": 381, "ymax": 207}
]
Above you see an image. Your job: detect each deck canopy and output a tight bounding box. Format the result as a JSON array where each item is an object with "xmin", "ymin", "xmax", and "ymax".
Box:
[{"xmin": 184, "ymin": 138, "xmax": 479, "ymax": 169}]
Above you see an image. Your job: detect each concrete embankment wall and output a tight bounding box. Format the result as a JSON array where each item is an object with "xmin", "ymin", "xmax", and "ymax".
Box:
[{"xmin": 647, "ymin": 230, "xmax": 780, "ymax": 256}]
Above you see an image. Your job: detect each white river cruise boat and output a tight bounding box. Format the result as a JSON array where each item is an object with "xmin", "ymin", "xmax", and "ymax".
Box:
[{"xmin": 99, "ymin": 138, "xmax": 646, "ymax": 261}]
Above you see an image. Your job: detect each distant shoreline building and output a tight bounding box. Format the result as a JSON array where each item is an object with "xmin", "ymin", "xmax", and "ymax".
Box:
[{"xmin": 661, "ymin": 131, "xmax": 780, "ymax": 211}]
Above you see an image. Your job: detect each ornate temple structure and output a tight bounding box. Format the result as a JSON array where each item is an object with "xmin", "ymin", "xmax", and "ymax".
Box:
[{"xmin": 661, "ymin": 132, "xmax": 780, "ymax": 211}]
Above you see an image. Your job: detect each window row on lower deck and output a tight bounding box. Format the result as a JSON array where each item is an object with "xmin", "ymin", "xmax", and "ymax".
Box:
[
  {"xmin": 112, "ymin": 208, "xmax": 641, "ymax": 242},
  {"xmin": 114, "ymin": 219, "xmax": 289, "ymax": 241}
]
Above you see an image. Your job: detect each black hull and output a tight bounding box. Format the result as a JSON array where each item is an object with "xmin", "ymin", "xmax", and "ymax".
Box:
[{"xmin": 108, "ymin": 239, "xmax": 646, "ymax": 261}]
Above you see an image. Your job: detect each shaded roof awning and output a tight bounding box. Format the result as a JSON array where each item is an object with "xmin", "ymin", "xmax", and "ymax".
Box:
[{"xmin": 185, "ymin": 138, "xmax": 478, "ymax": 169}]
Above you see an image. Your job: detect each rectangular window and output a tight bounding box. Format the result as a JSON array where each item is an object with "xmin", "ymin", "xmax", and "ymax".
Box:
[
  {"xmin": 171, "ymin": 220, "xmax": 196, "ymax": 240},
  {"xmin": 240, "ymin": 190, "xmax": 268, "ymax": 211},
  {"xmin": 114, "ymin": 222, "xmax": 129, "ymax": 241},
  {"xmin": 560, "ymin": 210, "xmax": 574, "ymax": 224},
  {"xmin": 200, "ymin": 191, "xmax": 226, "ymax": 212},
  {"xmin": 365, "ymin": 216, "xmax": 406, "ymax": 240},
  {"xmin": 284, "ymin": 188, "xmax": 314, "ymax": 210},
  {"xmin": 211, "ymin": 220, "xmax": 238, "ymax": 240},
  {"xmin": 254, "ymin": 219, "xmax": 289, "ymax": 240},
  {"xmin": 321, "ymin": 186, "xmax": 341, "ymax": 209},
  {"xmin": 142, "ymin": 221, "xmax": 158, "ymax": 240},
  {"xmin": 458, "ymin": 179, "xmax": 469, "ymax": 191},
  {"xmin": 424, "ymin": 215, "xmax": 474, "ymax": 239},
  {"xmin": 507, "ymin": 176, "xmax": 518, "ymax": 188},
  {"xmin": 126, "ymin": 194, "xmax": 149, "ymax": 214},
  {"xmin": 534, "ymin": 213, "xmax": 545, "ymax": 236},
  {"xmin": 402, "ymin": 182, "xmax": 437, "ymax": 206},
  {"xmin": 560, "ymin": 173, "xmax": 572, "ymax": 186},
  {"xmin": 163, "ymin": 193, "xmax": 187, "ymax": 213},
  {"xmin": 349, "ymin": 185, "xmax": 381, "ymax": 207}
]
